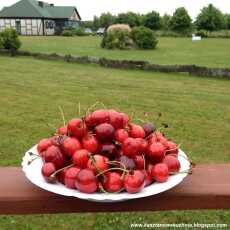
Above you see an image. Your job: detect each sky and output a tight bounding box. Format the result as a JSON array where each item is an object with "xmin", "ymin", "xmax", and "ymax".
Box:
[{"xmin": 0, "ymin": 0, "xmax": 229, "ymax": 21}]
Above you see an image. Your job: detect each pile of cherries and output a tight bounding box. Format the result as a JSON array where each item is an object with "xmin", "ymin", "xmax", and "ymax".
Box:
[{"xmin": 35, "ymin": 109, "xmax": 182, "ymax": 194}]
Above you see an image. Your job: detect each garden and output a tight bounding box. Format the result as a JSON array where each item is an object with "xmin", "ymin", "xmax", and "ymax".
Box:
[{"xmin": 0, "ymin": 3, "xmax": 230, "ymax": 230}]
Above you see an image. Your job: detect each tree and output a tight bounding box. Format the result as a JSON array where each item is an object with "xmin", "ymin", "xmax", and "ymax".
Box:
[
  {"xmin": 116, "ymin": 12, "xmax": 141, "ymax": 27},
  {"xmin": 93, "ymin": 16, "xmax": 100, "ymax": 30},
  {"xmin": 161, "ymin": 14, "xmax": 171, "ymax": 30},
  {"xmin": 196, "ymin": 4, "xmax": 225, "ymax": 32},
  {"xmin": 99, "ymin": 13, "xmax": 116, "ymax": 28},
  {"xmin": 143, "ymin": 11, "xmax": 161, "ymax": 30},
  {"xmin": 81, "ymin": 21, "xmax": 94, "ymax": 29},
  {"xmin": 170, "ymin": 7, "xmax": 192, "ymax": 33},
  {"xmin": 224, "ymin": 14, "xmax": 230, "ymax": 29}
]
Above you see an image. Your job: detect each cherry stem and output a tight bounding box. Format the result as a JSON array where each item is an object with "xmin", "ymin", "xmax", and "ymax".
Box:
[
  {"xmin": 170, "ymin": 153, "xmax": 196, "ymax": 167},
  {"xmin": 96, "ymin": 167, "xmax": 129, "ymax": 178},
  {"xmin": 165, "ymin": 143, "xmax": 182, "ymax": 153},
  {"xmin": 99, "ymin": 183, "xmax": 125, "ymax": 194},
  {"xmin": 86, "ymin": 101, "xmax": 106, "ymax": 115},
  {"xmin": 108, "ymin": 161, "xmax": 127, "ymax": 178},
  {"xmin": 78, "ymin": 101, "xmax": 81, "ymax": 117},
  {"xmin": 88, "ymin": 154, "xmax": 104, "ymax": 177},
  {"xmin": 98, "ymin": 183, "xmax": 107, "ymax": 193},
  {"xmin": 29, "ymin": 152, "xmax": 41, "ymax": 157},
  {"xmin": 58, "ymin": 106, "xmax": 66, "ymax": 127},
  {"xmin": 132, "ymin": 118, "xmax": 145, "ymax": 124},
  {"xmin": 142, "ymin": 154, "xmax": 146, "ymax": 171},
  {"xmin": 170, "ymin": 166, "xmax": 193, "ymax": 175},
  {"xmin": 51, "ymin": 164, "xmax": 74, "ymax": 177},
  {"xmin": 47, "ymin": 123, "xmax": 58, "ymax": 132},
  {"xmin": 28, "ymin": 156, "xmax": 40, "ymax": 165}
]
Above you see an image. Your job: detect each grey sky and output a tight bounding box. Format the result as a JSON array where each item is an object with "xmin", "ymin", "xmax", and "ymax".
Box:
[{"xmin": 0, "ymin": 0, "xmax": 229, "ymax": 20}]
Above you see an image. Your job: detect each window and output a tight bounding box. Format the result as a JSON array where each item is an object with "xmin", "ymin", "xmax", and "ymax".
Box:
[{"xmin": 45, "ymin": 21, "xmax": 54, "ymax": 29}]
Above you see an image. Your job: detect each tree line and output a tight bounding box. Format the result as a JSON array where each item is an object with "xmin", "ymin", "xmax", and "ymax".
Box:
[{"xmin": 82, "ymin": 4, "xmax": 230, "ymax": 33}]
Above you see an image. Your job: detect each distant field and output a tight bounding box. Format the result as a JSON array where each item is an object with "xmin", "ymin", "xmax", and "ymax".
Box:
[
  {"xmin": 0, "ymin": 56, "xmax": 230, "ymax": 229},
  {"xmin": 20, "ymin": 36, "xmax": 230, "ymax": 68}
]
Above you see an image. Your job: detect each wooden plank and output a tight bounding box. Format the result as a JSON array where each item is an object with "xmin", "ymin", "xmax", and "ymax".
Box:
[{"xmin": 0, "ymin": 165, "xmax": 229, "ymax": 215}]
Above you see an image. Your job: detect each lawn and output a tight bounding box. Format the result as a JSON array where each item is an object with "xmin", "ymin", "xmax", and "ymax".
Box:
[
  {"xmin": 20, "ymin": 36, "xmax": 230, "ymax": 68},
  {"xmin": 0, "ymin": 55, "xmax": 229, "ymax": 229}
]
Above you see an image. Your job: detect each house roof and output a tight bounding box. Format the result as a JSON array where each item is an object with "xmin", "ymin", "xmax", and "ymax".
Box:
[{"xmin": 0, "ymin": 0, "xmax": 81, "ymax": 20}]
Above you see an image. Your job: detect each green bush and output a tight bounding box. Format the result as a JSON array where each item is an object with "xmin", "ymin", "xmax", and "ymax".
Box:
[
  {"xmin": 101, "ymin": 30, "xmax": 133, "ymax": 49},
  {"xmin": 0, "ymin": 28, "xmax": 21, "ymax": 52},
  {"xmin": 132, "ymin": 26, "xmax": 158, "ymax": 49},
  {"xmin": 74, "ymin": 27, "xmax": 86, "ymax": 36},
  {"xmin": 196, "ymin": 30, "xmax": 208, "ymax": 38},
  {"xmin": 62, "ymin": 30, "xmax": 74, "ymax": 36}
]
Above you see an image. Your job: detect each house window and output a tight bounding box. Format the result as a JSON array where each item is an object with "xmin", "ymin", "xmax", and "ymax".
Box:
[{"xmin": 45, "ymin": 21, "xmax": 54, "ymax": 29}]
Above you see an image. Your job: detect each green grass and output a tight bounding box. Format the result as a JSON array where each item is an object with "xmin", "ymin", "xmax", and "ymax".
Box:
[
  {"xmin": 0, "ymin": 56, "xmax": 229, "ymax": 229},
  {"xmin": 20, "ymin": 36, "xmax": 230, "ymax": 68}
]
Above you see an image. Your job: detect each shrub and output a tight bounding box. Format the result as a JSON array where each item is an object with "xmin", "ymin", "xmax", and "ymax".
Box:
[
  {"xmin": 196, "ymin": 30, "xmax": 208, "ymax": 38},
  {"xmin": 0, "ymin": 28, "xmax": 21, "ymax": 53},
  {"xmin": 62, "ymin": 29, "xmax": 74, "ymax": 36},
  {"xmin": 132, "ymin": 26, "xmax": 158, "ymax": 49},
  {"xmin": 101, "ymin": 24, "xmax": 133, "ymax": 49},
  {"xmin": 74, "ymin": 27, "xmax": 86, "ymax": 36}
]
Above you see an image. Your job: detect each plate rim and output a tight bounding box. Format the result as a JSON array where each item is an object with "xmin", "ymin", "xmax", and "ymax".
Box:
[{"xmin": 22, "ymin": 145, "xmax": 190, "ymax": 202}]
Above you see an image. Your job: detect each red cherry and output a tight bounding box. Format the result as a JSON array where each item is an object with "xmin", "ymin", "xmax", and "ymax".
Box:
[
  {"xmin": 152, "ymin": 163, "xmax": 169, "ymax": 183},
  {"xmin": 164, "ymin": 141, "xmax": 179, "ymax": 156},
  {"xmin": 37, "ymin": 138, "xmax": 52, "ymax": 154},
  {"xmin": 129, "ymin": 124, "xmax": 145, "ymax": 139},
  {"xmin": 56, "ymin": 126, "xmax": 68, "ymax": 135},
  {"xmin": 114, "ymin": 129, "xmax": 129, "ymax": 143},
  {"xmin": 72, "ymin": 149, "xmax": 90, "ymax": 169},
  {"xmin": 98, "ymin": 142, "xmax": 117, "ymax": 158},
  {"xmin": 136, "ymin": 138, "xmax": 148, "ymax": 154},
  {"xmin": 64, "ymin": 167, "xmax": 81, "ymax": 189},
  {"xmin": 143, "ymin": 169, "xmax": 153, "ymax": 187},
  {"xmin": 163, "ymin": 155, "xmax": 180, "ymax": 173},
  {"xmin": 117, "ymin": 155, "xmax": 136, "ymax": 170},
  {"xmin": 146, "ymin": 163, "xmax": 155, "ymax": 179},
  {"xmin": 85, "ymin": 113, "xmax": 95, "ymax": 130},
  {"xmin": 82, "ymin": 135, "xmax": 99, "ymax": 153},
  {"xmin": 124, "ymin": 170, "xmax": 145, "ymax": 193},
  {"xmin": 41, "ymin": 162, "xmax": 56, "ymax": 183},
  {"xmin": 147, "ymin": 142, "xmax": 166, "ymax": 163},
  {"xmin": 134, "ymin": 155, "xmax": 145, "ymax": 170},
  {"xmin": 87, "ymin": 155, "xmax": 109, "ymax": 173},
  {"xmin": 67, "ymin": 118, "xmax": 87, "ymax": 139},
  {"xmin": 94, "ymin": 123, "xmax": 115, "ymax": 142},
  {"xmin": 75, "ymin": 169, "xmax": 98, "ymax": 193},
  {"xmin": 91, "ymin": 109, "xmax": 110, "ymax": 125},
  {"xmin": 109, "ymin": 110, "xmax": 124, "ymax": 129},
  {"xmin": 103, "ymin": 172, "xmax": 123, "ymax": 193},
  {"xmin": 142, "ymin": 123, "xmax": 155, "ymax": 137},
  {"xmin": 61, "ymin": 137, "xmax": 81, "ymax": 157},
  {"xmin": 120, "ymin": 112, "xmax": 129, "ymax": 127},
  {"xmin": 158, "ymin": 136, "xmax": 168, "ymax": 146},
  {"xmin": 57, "ymin": 168, "xmax": 68, "ymax": 184},
  {"xmin": 44, "ymin": 145, "xmax": 66, "ymax": 169},
  {"xmin": 122, "ymin": 137, "xmax": 139, "ymax": 158}
]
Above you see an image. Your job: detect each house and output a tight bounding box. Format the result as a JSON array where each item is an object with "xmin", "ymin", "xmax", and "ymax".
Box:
[{"xmin": 0, "ymin": 0, "xmax": 81, "ymax": 35}]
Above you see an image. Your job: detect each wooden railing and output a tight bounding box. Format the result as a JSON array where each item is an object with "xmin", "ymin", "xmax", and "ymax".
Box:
[{"xmin": 0, "ymin": 164, "xmax": 229, "ymax": 215}]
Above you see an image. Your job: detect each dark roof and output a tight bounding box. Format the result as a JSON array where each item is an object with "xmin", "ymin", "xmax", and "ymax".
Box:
[{"xmin": 0, "ymin": 0, "xmax": 81, "ymax": 19}]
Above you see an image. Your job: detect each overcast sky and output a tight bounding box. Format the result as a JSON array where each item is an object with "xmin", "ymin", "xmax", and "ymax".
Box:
[{"xmin": 0, "ymin": 0, "xmax": 229, "ymax": 20}]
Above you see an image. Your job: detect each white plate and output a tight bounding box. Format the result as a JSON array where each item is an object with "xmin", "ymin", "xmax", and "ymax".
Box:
[{"xmin": 22, "ymin": 145, "xmax": 190, "ymax": 202}]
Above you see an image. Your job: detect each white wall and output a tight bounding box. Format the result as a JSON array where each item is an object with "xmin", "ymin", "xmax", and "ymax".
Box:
[{"xmin": 0, "ymin": 18, "xmax": 55, "ymax": 36}]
